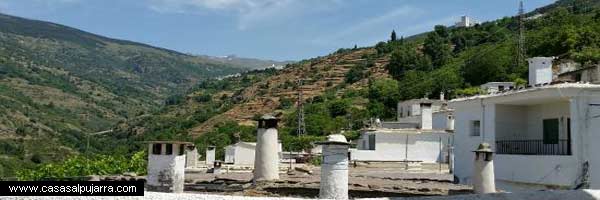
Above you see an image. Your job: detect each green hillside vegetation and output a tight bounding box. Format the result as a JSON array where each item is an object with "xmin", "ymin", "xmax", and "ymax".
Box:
[
  {"xmin": 12, "ymin": 0, "xmax": 600, "ymax": 179},
  {"xmin": 0, "ymin": 13, "xmax": 258, "ymax": 178}
]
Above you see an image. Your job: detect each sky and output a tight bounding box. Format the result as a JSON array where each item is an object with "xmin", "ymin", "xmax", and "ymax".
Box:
[{"xmin": 0, "ymin": 0, "xmax": 556, "ymax": 61}]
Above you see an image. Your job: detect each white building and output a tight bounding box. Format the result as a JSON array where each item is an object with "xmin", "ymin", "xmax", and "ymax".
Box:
[
  {"xmin": 397, "ymin": 99, "xmax": 447, "ymax": 122},
  {"xmin": 451, "ymin": 57, "xmax": 600, "ymax": 191},
  {"xmin": 480, "ymin": 82, "xmax": 515, "ymax": 94},
  {"xmin": 224, "ymin": 142, "xmax": 257, "ymax": 166},
  {"xmin": 455, "ymin": 15, "xmax": 479, "ymax": 28},
  {"xmin": 223, "ymin": 141, "xmax": 283, "ymax": 166},
  {"xmin": 451, "ymin": 83, "xmax": 600, "ymax": 191},
  {"xmin": 352, "ymin": 129, "xmax": 452, "ymax": 163},
  {"xmin": 352, "ymin": 101, "xmax": 453, "ymax": 163}
]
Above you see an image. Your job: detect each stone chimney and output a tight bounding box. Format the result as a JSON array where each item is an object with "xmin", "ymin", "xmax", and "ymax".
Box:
[
  {"xmin": 528, "ymin": 57, "xmax": 554, "ymax": 86},
  {"xmin": 420, "ymin": 103, "xmax": 433, "ymax": 130}
]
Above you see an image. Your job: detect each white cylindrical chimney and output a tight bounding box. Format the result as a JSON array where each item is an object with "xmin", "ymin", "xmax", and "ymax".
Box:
[
  {"xmin": 206, "ymin": 146, "xmax": 216, "ymax": 167},
  {"xmin": 319, "ymin": 134, "xmax": 350, "ymax": 200},
  {"xmin": 446, "ymin": 114, "xmax": 455, "ymax": 131},
  {"xmin": 473, "ymin": 143, "xmax": 496, "ymax": 194},
  {"xmin": 420, "ymin": 103, "xmax": 433, "ymax": 130},
  {"xmin": 254, "ymin": 115, "xmax": 280, "ymax": 181}
]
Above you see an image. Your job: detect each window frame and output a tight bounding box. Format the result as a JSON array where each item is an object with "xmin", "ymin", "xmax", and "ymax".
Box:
[
  {"xmin": 543, "ymin": 118, "xmax": 559, "ymax": 144},
  {"xmin": 470, "ymin": 120, "xmax": 481, "ymax": 137},
  {"xmin": 165, "ymin": 143, "xmax": 173, "ymax": 155}
]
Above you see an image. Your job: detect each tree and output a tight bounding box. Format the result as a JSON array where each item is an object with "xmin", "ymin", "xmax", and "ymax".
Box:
[
  {"xmin": 387, "ymin": 45, "xmax": 432, "ymax": 79},
  {"xmin": 391, "ymin": 30, "xmax": 397, "ymax": 42},
  {"xmin": 398, "ymin": 70, "xmax": 433, "ymax": 99},
  {"xmin": 462, "ymin": 45, "xmax": 512, "ymax": 86},
  {"xmin": 434, "ymin": 25, "xmax": 449, "ymax": 38},
  {"xmin": 423, "ymin": 28, "xmax": 452, "ymax": 67},
  {"xmin": 375, "ymin": 42, "xmax": 391, "ymax": 55},
  {"xmin": 345, "ymin": 63, "xmax": 367, "ymax": 84},
  {"xmin": 328, "ymin": 99, "xmax": 350, "ymax": 118},
  {"xmin": 368, "ymin": 78, "xmax": 400, "ymax": 119}
]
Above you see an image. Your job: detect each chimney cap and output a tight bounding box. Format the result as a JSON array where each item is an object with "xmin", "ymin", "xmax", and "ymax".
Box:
[
  {"xmin": 473, "ymin": 143, "xmax": 493, "ymax": 153},
  {"xmin": 316, "ymin": 134, "xmax": 350, "ymax": 145},
  {"xmin": 258, "ymin": 114, "xmax": 278, "ymax": 121}
]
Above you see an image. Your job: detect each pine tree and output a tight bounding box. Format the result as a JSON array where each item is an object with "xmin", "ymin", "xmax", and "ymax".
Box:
[{"xmin": 391, "ymin": 30, "xmax": 397, "ymax": 42}]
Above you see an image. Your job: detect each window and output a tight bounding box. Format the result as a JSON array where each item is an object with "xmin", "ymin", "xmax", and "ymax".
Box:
[
  {"xmin": 179, "ymin": 144, "xmax": 185, "ymax": 155},
  {"xmin": 400, "ymin": 107, "xmax": 404, "ymax": 118},
  {"xmin": 152, "ymin": 143, "xmax": 162, "ymax": 155},
  {"xmin": 165, "ymin": 143, "xmax": 173, "ymax": 155},
  {"xmin": 470, "ymin": 120, "xmax": 481, "ymax": 136},
  {"xmin": 368, "ymin": 134, "xmax": 376, "ymax": 150},
  {"xmin": 543, "ymin": 118, "xmax": 559, "ymax": 144},
  {"xmin": 498, "ymin": 85, "xmax": 505, "ymax": 91}
]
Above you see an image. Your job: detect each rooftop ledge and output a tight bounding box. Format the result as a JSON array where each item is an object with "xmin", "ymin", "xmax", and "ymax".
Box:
[{"xmin": 450, "ymin": 82, "xmax": 600, "ymax": 103}]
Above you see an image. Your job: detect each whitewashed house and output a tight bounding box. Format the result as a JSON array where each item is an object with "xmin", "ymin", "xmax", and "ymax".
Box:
[
  {"xmin": 451, "ymin": 57, "xmax": 600, "ymax": 191},
  {"xmin": 224, "ymin": 142, "xmax": 257, "ymax": 166},
  {"xmin": 480, "ymin": 82, "xmax": 515, "ymax": 94},
  {"xmin": 224, "ymin": 141, "xmax": 283, "ymax": 166},
  {"xmin": 352, "ymin": 102, "xmax": 453, "ymax": 163},
  {"xmin": 455, "ymin": 15, "xmax": 480, "ymax": 28}
]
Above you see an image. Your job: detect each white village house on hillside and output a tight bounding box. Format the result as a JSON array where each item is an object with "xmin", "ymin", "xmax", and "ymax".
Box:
[
  {"xmin": 351, "ymin": 99, "xmax": 454, "ymax": 163},
  {"xmin": 451, "ymin": 57, "xmax": 600, "ymax": 191},
  {"xmin": 224, "ymin": 141, "xmax": 283, "ymax": 166}
]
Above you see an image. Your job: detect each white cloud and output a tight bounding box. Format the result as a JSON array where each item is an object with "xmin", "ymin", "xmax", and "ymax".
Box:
[{"xmin": 146, "ymin": 0, "xmax": 341, "ymax": 30}]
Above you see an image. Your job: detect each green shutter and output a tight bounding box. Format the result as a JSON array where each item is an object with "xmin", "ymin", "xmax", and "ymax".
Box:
[{"xmin": 543, "ymin": 119, "xmax": 559, "ymax": 144}]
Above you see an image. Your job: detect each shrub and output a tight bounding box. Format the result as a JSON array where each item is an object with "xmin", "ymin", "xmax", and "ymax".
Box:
[{"xmin": 16, "ymin": 150, "xmax": 147, "ymax": 181}]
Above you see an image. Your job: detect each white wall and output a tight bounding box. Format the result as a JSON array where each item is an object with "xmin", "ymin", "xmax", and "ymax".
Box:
[
  {"xmin": 494, "ymin": 105, "xmax": 528, "ymax": 141},
  {"xmin": 495, "ymin": 154, "xmax": 579, "ymax": 189},
  {"xmin": 525, "ymin": 102, "xmax": 570, "ymax": 140},
  {"xmin": 235, "ymin": 144, "xmax": 256, "ymax": 166},
  {"xmin": 351, "ymin": 131, "xmax": 451, "ymax": 163},
  {"xmin": 225, "ymin": 146, "xmax": 235, "ymax": 164},
  {"xmin": 453, "ymin": 103, "xmax": 496, "ymax": 185},
  {"xmin": 433, "ymin": 112, "xmax": 451, "ymax": 130},
  {"xmin": 578, "ymin": 95, "xmax": 600, "ymax": 189}
]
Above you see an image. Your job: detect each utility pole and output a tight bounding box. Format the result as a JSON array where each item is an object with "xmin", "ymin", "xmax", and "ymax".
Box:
[
  {"xmin": 296, "ymin": 79, "xmax": 306, "ymax": 136},
  {"xmin": 516, "ymin": 0, "xmax": 526, "ymax": 69}
]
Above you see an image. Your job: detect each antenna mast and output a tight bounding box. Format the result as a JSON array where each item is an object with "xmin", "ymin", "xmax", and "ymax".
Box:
[{"xmin": 296, "ymin": 79, "xmax": 306, "ymax": 136}]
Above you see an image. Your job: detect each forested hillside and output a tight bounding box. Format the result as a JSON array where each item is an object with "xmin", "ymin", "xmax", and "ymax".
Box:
[{"xmin": 0, "ymin": 13, "xmax": 261, "ymax": 177}]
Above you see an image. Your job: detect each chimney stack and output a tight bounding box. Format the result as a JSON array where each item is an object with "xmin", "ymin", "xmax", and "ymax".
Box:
[
  {"xmin": 528, "ymin": 57, "xmax": 554, "ymax": 86},
  {"xmin": 473, "ymin": 143, "xmax": 496, "ymax": 194},
  {"xmin": 318, "ymin": 134, "xmax": 350, "ymax": 200},
  {"xmin": 420, "ymin": 103, "xmax": 433, "ymax": 130},
  {"xmin": 254, "ymin": 115, "xmax": 280, "ymax": 181}
]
